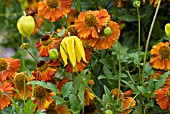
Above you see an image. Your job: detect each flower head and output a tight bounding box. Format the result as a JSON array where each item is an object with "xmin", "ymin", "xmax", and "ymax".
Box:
[
  {"xmin": 84, "ymin": 88, "xmax": 95, "ymax": 106},
  {"xmin": 13, "ymin": 72, "xmax": 32, "ymax": 99},
  {"xmin": 86, "ymin": 21, "xmax": 120, "ymax": 50},
  {"xmin": 0, "ymin": 82, "xmax": 13, "ymax": 111},
  {"xmin": 0, "ymin": 58, "xmax": 20, "ymax": 82},
  {"xmin": 122, "ymin": 97, "xmax": 136, "ymax": 114},
  {"xmin": 111, "ymin": 88, "xmax": 124, "ymax": 101},
  {"xmin": 36, "ymin": 34, "xmax": 61, "ymax": 57},
  {"xmin": 33, "ymin": 86, "xmax": 55, "ymax": 111},
  {"xmin": 75, "ymin": 9, "xmax": 110, "ymax": 39},
  {"xmin": 150, "ymin": 42, "xmax": 170, "ymax": 70},
  {"xmin": 60, "ymin": 36, "xmax": 86, "ymax": 67},
  {"xmin": 149, "ymin": 0, "xmax": 158, "ymax": 7},
  {"xmin": 38, "ymin": 0, "xmax": 72, "ymax": 22},
  {"xmin": 155, "ymin": 87, "xmax": 170, "ymax": 110},
  {"xmin": 32, "ymin": 60, "xmax": 60, "ymax": 81}
]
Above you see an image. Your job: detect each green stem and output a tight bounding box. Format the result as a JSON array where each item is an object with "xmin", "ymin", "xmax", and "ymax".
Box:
[
  {"xmin": 117, "ymin": 42, "xmax": 121, "ymax": 99},
  {"xmin": 33, "ymin": 17, "xmax": 44, "ymax": 34},
  {"xmin": 142, "ymin": 0, "xmax": 161, "ymax": 78},
  {"xmin": 21, "ymin": 36, "xmax": 26, "ymax": 106},
  {"xmin": 25, "ymin": 48, "xmax": 38, "ymax": 62},
  {"xmin": 136, "ymin": 8, "xmax": 141, "ymax": 84}
]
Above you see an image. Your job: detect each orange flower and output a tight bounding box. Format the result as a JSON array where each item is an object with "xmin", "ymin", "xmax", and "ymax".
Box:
[
  {"xmin": 149, "ymin": 70, "xmax": 162, "ymax": 80},
  {"xmin": 66, "ymin": 9, "xmax": 77, "ymax": 26},
  {"xmin": 36, "ymin": 34, "xmax": 61, "ymax": 57},
  {"xmin": 33, "ymin": 86, "xmax": 55, "ymax": 111},
  {"xmin": 65, "ymin": 48, "xmax": 92, "ymax": 73},
  {"xmin": 111, "ymin": 88, "xmax": 124, "ymax": 101},
  {"xmin": 113, "ymin": 0, "xmax": 127, "ymax": 8},
  {"xmin": 46, "ymin": 102, "xmax": 71, "ymax": 114},
  {"xmin": 84, "ymin": 88, "xmax": 95, "ymax": 106},
  {"xmin": 57, "ymin": 77, "xmax": 68, "ymax": 92},
  {"xmin": 13, "ymin": 72, "xmax": 32, "ymax": 99},
  {"xmin": 155, "ymin": 88, "xmax": 170, "ymax": 110},
  {"xmin": 38, "ymin": 0, "xmax": 72, "ymax": 22},
  {"xmin": 123, "ymin": 90, "xmax": 133, "ymax": 97},
  {"xmin": 0, "ymin": 58, "xmax": 20, "ymax": 82},
  {"xmin": 75, "ymin": 9, "xmax": 110, "ymax": 39},
  {"xmin": 0, "ymin": 82, "xmax": 13, "ymax": 111},
  {"xmin": 149, "ymin": 0, "xmax": 158, "ymax": 7},
  {"xmin": 122, "ymin": 97, "xmax": 136, "ymax": 114},
  {"xmin": 32, "ymin": 60, "xmax": 60, "ymax": 81},
  {"xmin": 150, "ymin": 42, "xmax": 170, "ymax": 70},
  {"xmin": 86, "ymin": 21, "xmax": 120, "ymax": 50},
  {"xmin": 163, "ymin": 76, "xmax": 170, "ymax": 88}
]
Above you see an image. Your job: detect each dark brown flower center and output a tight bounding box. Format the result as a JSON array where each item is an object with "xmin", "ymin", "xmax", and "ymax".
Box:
[
  {"xmin": 41, "ymin": 35, "xmax": 52, "ymax": 46},
  {"xmin": 111, "ymin": 88, "xmax": 124, "ymax": 100},
  {"xmin": 14, "ymin": 73, "xmax": 27, "ymax": 89},
  {"xmin": 46, "ymin": 0, "xmax": 60, "ymax": 9},
  {"xmin": 84, "ymin": 14, "xmax": 97, "ymax": 27},
  {"xmin": 159, "ymin": 45, "xmax": 170, "ymax": 60},
  {"xmin": 37, "ymin": 60, "xmax": 48, "ymax": 71},
  {"xmin": 0, "ymin": 58, "xmax": 7, "ymax": 71},
  {"xmin": 66, "ymin": 25, "xmax": 77, "ymax": 36},
  {"xmin": 34, "ymin": 86, "xmax": 47, "ymax": 100}
]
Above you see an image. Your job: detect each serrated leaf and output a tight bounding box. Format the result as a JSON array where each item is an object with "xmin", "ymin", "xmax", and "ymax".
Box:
[
  {"xmin": 27, "ymin": 81, "xmax": 59, "ymax": 94},
  {"xmin": 23, "ymin": 99, "xmax": 37, "ymax": 114},
  {"xmin": 52, "ymin": 96, "xmax": 67, "ymax": 105},
  {"xmin": 144, "ymin": 62, "xmax": 154, "ymax": 75},
  {"xmin": 155, "ymin": 71, "xmax": 170, "ymax": 90},
  {"xmin": 78, "ymin": 83, "xmax": 86, "ymax": 105},
  {"xmin": 69, "ymin": 94, "xmax": 81, "ymax": 113},
  {"xmin": 61, "ymin": 82, "xmax": 73, "ymax": 97},
  {"xmin": 83, "ymin": 73, "xmax": 91, "ymax": 84}
]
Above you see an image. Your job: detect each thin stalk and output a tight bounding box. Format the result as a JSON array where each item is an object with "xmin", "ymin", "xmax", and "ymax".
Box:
[
  {"xmin": 25, "ymin": 48, "xmax": 38, "ymax": 62},
  {"xmin": 21, "ymin": 36, "xmax": 26, "ymax": 106},
  {"xmin": 142, "ymin": 0, "xmax": 162, "ymax": 79},
  {"xmin": 117, "ymin": 42, "xmax": 121, "ymax": 99},
  {"xmin": 33, "ymin": 17, "xmax": 44, "ymax": 34},
  {"xmin": 136, "ymin": 8, "xmax": 141, "ymax": 84}
]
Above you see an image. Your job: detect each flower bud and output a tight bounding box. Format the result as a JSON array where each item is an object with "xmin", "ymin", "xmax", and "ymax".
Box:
[
  {"xmin": 165, "ymin": 23, "xmax": 170, "ymax": 38},
  {"xmin": 104, "ymin": 27, "xmax": 112, "ymax": 36},
  {"xmin": 133, "ymin": 1, "xmax": 140, "ymax": 8},
  {"xmin": 17, "ymin": 12, "xmax": 35, "ymax": 40},
  {"xmin": 49, "ymin": 49, "xmax": 59, "ymax": 61},
  {"xmin": 105, "ymin": 110, "xmax": 113, "ymax": 114}
]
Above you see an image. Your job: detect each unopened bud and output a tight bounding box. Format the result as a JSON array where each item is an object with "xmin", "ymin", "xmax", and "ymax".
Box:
[
  {"xmin": 17, "ymin": 12, "xmax": 35, "ymax": 40},
  {"xmin": 20, "ymin": 43, "xmax": 28, "ymax": 49},
  {"xmin": 133, "ymin": 1, "xmax": 140, "ymax": 8},
  {"xmin": 104, "ymin": 27, "xmax": 112, "ymax": 36},
  {"xmin": 49, "ymin": 49, "xmax": 59, "ymax": 61},
  {"xmin": 165, "ymin": 23, "xmax": 170, "ymax": 38}
]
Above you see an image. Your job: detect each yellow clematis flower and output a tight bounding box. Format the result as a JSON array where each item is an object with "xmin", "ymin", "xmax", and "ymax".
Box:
[{"xmin": 60, "ymin": 36, "xmax": 86, "ymax": 67}]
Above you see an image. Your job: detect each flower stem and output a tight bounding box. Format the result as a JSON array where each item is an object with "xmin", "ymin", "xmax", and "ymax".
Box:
[
  {"xmin": 25, "ymin": 48, "xmax": 38, "ymax": 62},
  {"xmin": 136, "ymin": 7, "xmax": 141, "ymax": 84},
  {"xmin": 142, "ymin": 0, "xmax": 162, "ymax": 79},
  {"xmin": 21, "ymin": 36, "xmax": 26, "ymax": 106},
  {"xmin": 117, "ymin": 42, "xmax": 121, "ymax": 99}
]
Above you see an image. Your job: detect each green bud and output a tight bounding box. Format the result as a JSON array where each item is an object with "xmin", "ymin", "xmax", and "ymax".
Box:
[
  {"xmin": 165, "ymin": 23, "xmax": 170, "ymax": 38},
  {"xmin": 17, "ymin": 12, "xmax": 35, "ymax": 40},
  {"xmin": 105, "ymin": 110, "xmax": 113, "ymax": 114},
  {"xmin": 104, "ymin": 27, "xmax": 112, "ymax": 36},
  {"xmin": 133, "ymin": 1, "xmax": 140, "ymax": 8},
  {"xmin": 49, "ymin": 49, "xmax": 59, "ymax": 61}
]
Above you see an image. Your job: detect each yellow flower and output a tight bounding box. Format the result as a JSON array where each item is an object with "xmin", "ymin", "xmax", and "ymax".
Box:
[{"xmin": 60, "ymin": 36, "xmax": 86, "ymax": 67}]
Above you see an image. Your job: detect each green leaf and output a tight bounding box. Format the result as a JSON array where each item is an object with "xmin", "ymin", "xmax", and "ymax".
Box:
[
  {"xmin": 69, "ymin": 94, "xmax": 81, "ymax": 113},
  {"xmin": 98, "ymin": 75, "xmax": 106, "ymax": 80},
  {"xmin": 78, "ymin": 83, "xmax": 86, "ymax": 106},
  {"xmin": 121, "ymin": 80, "xmax": 137, "ymax": 91},
  {"xmin": 73, "ymin": 76, "xmax": 82, "ymax": 95},
  {"xmin": 118, "ymin": 15, "xmax": 137, "ymax": 22},
  {"xmin": 83, "ymin": 73, "xmax": 91, "ymax": 85},
  {"xmin": 27, "ymin": 81, "xmax": 59, "ymax": 94},
  {"xmin": 99, "ymin": 58, "xmax": 113, "ymax": 69},
  {"xmin": 35, "ymin": 110, "xmax": 46, "ymax": 114},
  {"xmin": 103, "ymin": 66, "xmax": 113, "ymax": 79},
  {"xmin": 104, "ymin": 85, "xmax": 114, "ymax": 103},
  {"xmin": 155, "ymin": 71, "xmax": 170, "ymax": 90},
  {"xmin": 137, "ymin": 86, "xmax": 146, "ymax": 94},
  {"xmin": 147, "ymin": 100, "xmax": 154, "ymax": 107},
  {"xmin": 23, "ymin": 99, "xmax": 37, "ymax": 114},
  {"xmin": 144, "ymin": 62, "xmax": 154, "ymax": 75},
  {"xmin": 61, "ymin": 82, "xmax": 73, "ymax": 97},
  {"xmin": 52, "ymin": 96, "xmax": 67, "ymax": 105}
]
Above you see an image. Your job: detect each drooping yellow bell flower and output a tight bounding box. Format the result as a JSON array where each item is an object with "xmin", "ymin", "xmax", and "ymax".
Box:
[{"xmin": 60, "ymin": 36, "xmax": 86, "ymax": 67}]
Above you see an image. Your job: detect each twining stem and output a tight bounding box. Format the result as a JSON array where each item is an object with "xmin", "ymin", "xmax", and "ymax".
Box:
[
  {"xmin": 136, "ymin": 8, "xmax": 141, "ymax": 84},
  {"xmin": 21, "ymin": 36, "xmax": 26, "ymax": 106},
  {"xmin": 142, "ymin": 0, "xmax": 162, "ymax": 79}
]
